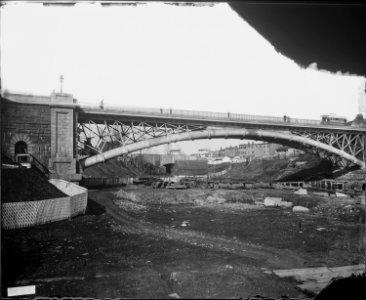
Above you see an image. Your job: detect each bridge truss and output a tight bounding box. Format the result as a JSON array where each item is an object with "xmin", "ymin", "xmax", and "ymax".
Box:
[
  {"xmin": 290, "ymin": 130, "xmax": 365, "ymax": 169},
  {"xmin": 77, "ymin": 120, "xmax": 206, "ymax": 155},
  {"xmin": 77, "ymin": 118, "xmax": 366, "ymax": 170}
]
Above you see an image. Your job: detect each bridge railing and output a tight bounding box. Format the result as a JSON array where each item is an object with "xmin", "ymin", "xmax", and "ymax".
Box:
[{"xmin": 79, "ymin": 103, "xmax": 324, "ymax": 126}]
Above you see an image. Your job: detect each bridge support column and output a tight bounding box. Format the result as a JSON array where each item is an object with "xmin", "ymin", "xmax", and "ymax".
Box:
[{"xmin": 49, "ymin": 92, "xmax": 82, "ymax": 183}]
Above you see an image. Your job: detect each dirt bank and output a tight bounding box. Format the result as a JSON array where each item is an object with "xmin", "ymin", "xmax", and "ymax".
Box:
[{"xmin": 1, "ymin": 168, "xmax": 67, "ymax": 202}]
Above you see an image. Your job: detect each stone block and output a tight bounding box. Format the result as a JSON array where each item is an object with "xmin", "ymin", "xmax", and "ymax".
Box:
[
  {"xmin": 294, "ymin": 188, "xmax": 308, "ymax": 195},
  {"xmin": 264, "ymin": 197, "xmax": 282, "ymax": 207},
  {"xmin": 293, "ymin": 206, "xmax": 310, "ymax": 213},
  {"xmin": 279, "ymin": 201, "xmax": 293, "ymax": 208}
]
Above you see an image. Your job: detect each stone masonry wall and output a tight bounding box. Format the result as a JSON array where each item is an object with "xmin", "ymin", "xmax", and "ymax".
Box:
[{"xmin": 1, "ymin": 99, "xmax": 51, "ymax": 166}]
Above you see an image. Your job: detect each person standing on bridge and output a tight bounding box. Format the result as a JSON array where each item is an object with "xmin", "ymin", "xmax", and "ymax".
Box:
[
  {"xmin": 100, "ymin": 99, "xmax": 104, "ymax": 109},
  {"xmin": 283, "ymin": 115, "xmax": 287, "ymax": 122}
]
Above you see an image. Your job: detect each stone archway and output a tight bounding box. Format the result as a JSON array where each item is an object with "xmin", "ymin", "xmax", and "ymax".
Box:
[
  {"xmin": 8, "ymin": 133, "xmax": 34, "ymax": 160},
  {"xmin": 15, "ymin": 141, "xmax": 28, "ymax": 155}
]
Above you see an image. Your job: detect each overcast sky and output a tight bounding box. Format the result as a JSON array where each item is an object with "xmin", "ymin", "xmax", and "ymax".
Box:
[{"xmin": 1, "ymin": 2, "xmax": 365, "ymax": 154}]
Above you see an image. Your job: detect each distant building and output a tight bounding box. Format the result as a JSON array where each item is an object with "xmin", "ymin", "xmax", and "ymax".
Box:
[
  {"xmin": 198, "ymin": 148, "xmax": 211, "ymax": 158},
  {"xmin": 238, "ymin": 142, "xmax": 280, "ymax": 160},
  {"xmin": 197, "ymin": 142, "xmax": 302, "ymax": 163},
  {"xmin": 220, "ymin": 146, "xmax": 239, "ymax": 158},
  {"xmin": 140, "ymin": 153, "xmax": 162, "ymax": 166},
  {"xmin": 172, "ymin": 159, "xmax": 208, "ymax": 176},
  {"xmin": 169, "ymin": 149, "xmax": 182, "ymax": 156},
  {"xmin": 232, "ymin": 156, "xmax": 246, "ymax": 163},
  {"xmin": 160, "ymin": 151, "xmax": 189, "ymax": 166},
  {"xmin": 276, "ymin": 146, "xmax": 303, "ymax": 158}
]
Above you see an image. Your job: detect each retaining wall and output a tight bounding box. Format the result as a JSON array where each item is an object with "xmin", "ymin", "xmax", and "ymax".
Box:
[{"xmin": 2, "ymin": 179, "xmax": 88, "ymax": 230}]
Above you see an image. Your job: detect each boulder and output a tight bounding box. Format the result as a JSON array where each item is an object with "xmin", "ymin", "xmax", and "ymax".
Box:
[
  {"xmin": 336, "ymin": 192, "xmax": 348, "ymax": 197},
  {"xmin": 279, "ymin": 201, "xmax": 293, "ymax": 208},
  {"xmin": 317, "ymin": 227, "xmax": 327, "ymax": 231},
  {"xmin": 293, "ymin": 206, "xmax": 310, "ymax": 213},
  {"xmin": 168, "ymin": 293, "xmax": 180, "ymax": 299},
  {"xmin": 264, "ymin": 197, "xmax": 282, "ymax": 207},
  {"xmin": 294, "ymin": 188, "xmax": 308, "ymax": 195}
]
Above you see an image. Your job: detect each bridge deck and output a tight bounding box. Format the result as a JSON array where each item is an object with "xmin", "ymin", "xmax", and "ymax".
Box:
[{"xmin": 77, "ymin": 104, "xmax": 366, "ymax": 133}]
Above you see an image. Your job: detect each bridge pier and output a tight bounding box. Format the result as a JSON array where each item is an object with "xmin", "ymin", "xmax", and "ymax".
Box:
[
  {"xmin": 48, "ymin": 92, "xmax": 81, "ymax": 183},
  {"xmin": 1, "ymin": 91, "xmax": 81, "ymax": 183}
]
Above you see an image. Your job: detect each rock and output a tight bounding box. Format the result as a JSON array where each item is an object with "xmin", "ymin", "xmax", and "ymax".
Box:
[
  {"xmin": 294, "ymin": 188, "xmax": 308, "ymax": 195},
  {"xmin": 317, "ymin": 227, "xmax": 326, "ymax": 231},
  {"xmin": 279, "ymin": 201, "xmax": 293, "ymax": 208},
  {"xmin": 261, "ymin": 268, "xmax": 273, "ymax": 275},
  {"xmin": 264, "ymin": 197, "xmax": 282, "ymax": 207},
  {"xmin": 168, "ymin": 293, "xmax": 180, "ymax": 298},
  {"xmin": 293, "ymin": 206, "xmax": 310, "ymax": 213},
  {"xmin": 336, "ymin": 192, "xmax": 348, "ymax": 197},
  {"xmin": 181, "ymin": 221, "xmax": 189, "ymax": 227}
]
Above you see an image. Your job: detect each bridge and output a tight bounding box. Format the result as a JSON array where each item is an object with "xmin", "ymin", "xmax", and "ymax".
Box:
[
  {"xmin": 2, "ymin": 91, "xmax": 366, "ymax": 182},
  {"xmin": 78, "ymin": 103, "xmax": 366, "ymax": 169}
]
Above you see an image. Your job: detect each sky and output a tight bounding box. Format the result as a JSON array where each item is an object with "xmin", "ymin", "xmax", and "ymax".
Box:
[{"xmin": 1, "ymin": 1, "xmax": 365, "ymax": 154}]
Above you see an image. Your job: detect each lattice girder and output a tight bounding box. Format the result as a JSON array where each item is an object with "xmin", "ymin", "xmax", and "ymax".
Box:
[
  {"xmin": 291, "ymin": 130, "xmax": 365, "ymax": 163},
  {"xmin": 77, "ymin": 120, "xmax": 206, "ymax": 155}
]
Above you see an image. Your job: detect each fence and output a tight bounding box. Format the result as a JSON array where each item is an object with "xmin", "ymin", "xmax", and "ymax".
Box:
[
  {"xmin": 81, "ymin": 103, "xmax": 331, "ymax": 127},
  {"xmin": 2, "ymin": 179, "xmax": 88, "ymax": 230}
]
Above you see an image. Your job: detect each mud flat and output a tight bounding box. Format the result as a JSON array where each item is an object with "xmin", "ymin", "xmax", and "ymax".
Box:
[{"xmin": 2, "ymin": 186, "xmax": 364, "ymax": 298}]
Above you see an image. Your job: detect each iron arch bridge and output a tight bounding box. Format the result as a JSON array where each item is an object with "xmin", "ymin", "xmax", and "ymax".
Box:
[{"xmin": 76, "ymin": 104, "xmax": 366, "ymax": 170}]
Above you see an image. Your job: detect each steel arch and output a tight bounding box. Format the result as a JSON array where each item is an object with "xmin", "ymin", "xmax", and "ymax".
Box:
[{"xmin": 80, "ymin": 128, "xmax": 366, "ymax": 169}]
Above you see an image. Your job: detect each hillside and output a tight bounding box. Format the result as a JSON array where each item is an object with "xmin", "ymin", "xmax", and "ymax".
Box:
[
  {"xmin": 208, "ymin": 163, "xmax": 231, "ymax": 173},
  {"xmin": 213, "ymin": 153, "xmax": 335, "ymax": 183},
  {"xmin": 214, "ymin": 158, "xmax": 289, "ymax": 183},
  {"xmin": 82, "ymin": 157, "xmax": 140, "ymax": 178},
  {"xmin": 278, "ymin": 155, "xmax": 334, "ymax": 182}
]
